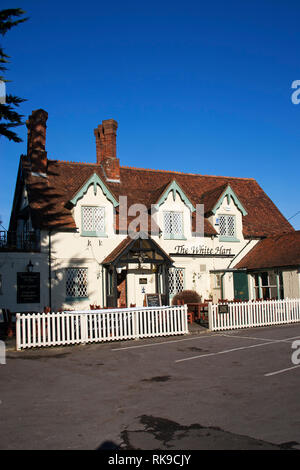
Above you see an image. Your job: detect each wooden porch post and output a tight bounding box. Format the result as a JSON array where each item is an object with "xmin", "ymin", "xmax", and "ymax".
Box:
[
  {"xmin": 162, "ymin": 264, "xmax": 170, "ymax": 306},
  {"xmin": 112, "ymin": 266, "xmax": 118, "ymax": 308}
]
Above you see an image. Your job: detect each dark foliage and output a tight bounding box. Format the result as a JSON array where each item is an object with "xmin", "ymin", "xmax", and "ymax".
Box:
[
  {"xmin": 171, "ymin": 289, "xmax": 201, "ymax": 305},
  {"xmin": 0, "ymin": 8, "xmax": 28, "ymax": 143}
]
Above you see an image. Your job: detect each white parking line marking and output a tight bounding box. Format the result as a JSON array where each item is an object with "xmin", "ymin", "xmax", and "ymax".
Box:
[
  {"xmin": 265, "ymin": 365, "xmax": 300, "ymax": 377},
  {"xmin": 175, "ymin": 335, "xmax": 300, "ymax": 363},
  {"xmin": 175, "ymin": 341, "xmax": 275, "ymax": 362},
  {"xmin": 221, "ymin": 334, "xmax": 300, "ymax": 344},
  {"xmin": 111, "ymin": 334, "xmax": 218, "ymax": 351}
]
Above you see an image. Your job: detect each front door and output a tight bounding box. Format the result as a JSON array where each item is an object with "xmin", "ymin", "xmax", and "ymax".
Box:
[
  {"xmin": 233, "ymin": 272, "xmax": 249, "ymax": 301},
  {"xmin": 134, "ymin": 273, "xmax": 155, "ymax": 306}
]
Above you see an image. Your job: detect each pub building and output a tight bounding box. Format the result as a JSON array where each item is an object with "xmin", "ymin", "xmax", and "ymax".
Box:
[{"xmin": 0, "ymin": 109, "xmax": 299, "ymax": 313}]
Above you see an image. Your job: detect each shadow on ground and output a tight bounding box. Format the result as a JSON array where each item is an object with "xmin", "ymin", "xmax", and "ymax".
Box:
[{"xmin": 119, "ymin": 415, "xmax": 295, "ymax": 450}]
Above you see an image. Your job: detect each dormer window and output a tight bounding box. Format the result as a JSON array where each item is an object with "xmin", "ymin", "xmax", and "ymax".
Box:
[
  {"xmin": 163, "ymin": 211, "xmax": 185, "ymax": 240},
  {"xmin": 218, "ymin": 214, "xmax": 238, "ymax": 241},
  {"xmin": 82, "ymin": 206, "xmax": 106, "ymax": 237}
]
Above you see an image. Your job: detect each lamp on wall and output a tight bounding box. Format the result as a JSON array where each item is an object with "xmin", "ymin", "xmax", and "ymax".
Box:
[{"xmin": 27, "ymin": 260, "xmax": 34, "ymax": 273}]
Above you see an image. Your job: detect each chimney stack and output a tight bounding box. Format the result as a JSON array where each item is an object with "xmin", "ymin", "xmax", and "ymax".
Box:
[
  {"xmin": 26, "ymin": 109, "xmax": 48, "ymax": 174},
  {"xmin": 94, "ymin": 119, "xmax": 120, "ymax": 182}
]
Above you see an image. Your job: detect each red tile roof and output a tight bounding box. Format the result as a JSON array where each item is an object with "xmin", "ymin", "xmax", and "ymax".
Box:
[
  {"xmin": 235, "ymin": 231, "xmax": 300, "ymax": 269},
  {"xmin": 199, "ymin": 184, "xmax": 228, "ymax": 214},
  {"xmin": 102, "ymin": 235, "xmax": 173, "ymax": 265},
  {"xmin": 102, "ymin": 236, "xmax": 133, "ymax": 264},
  {"xmin": 17, "ymin": 156, "xmax": 294, "ymax": 238}
]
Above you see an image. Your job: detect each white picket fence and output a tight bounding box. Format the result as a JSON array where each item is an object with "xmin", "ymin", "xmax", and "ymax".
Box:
[
  {"xmin": 208, "ymin": 298, "xmax": 300, "ymax": 331},
  {"xmin": 16, "ymin": 304, "xmax": 188, "ymax": 350}
]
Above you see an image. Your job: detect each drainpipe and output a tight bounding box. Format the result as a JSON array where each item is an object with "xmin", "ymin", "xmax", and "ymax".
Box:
[
  {"xmin": 48, "ymin": 230, "xmax": 52, "ymax": 311},
  {"xmin": 102, "ymin": 265, "xmax": 105, "ymax": 307},
  {"xmin": 221, "ymin": 273, "xmax": 225, "ymax": 300}
]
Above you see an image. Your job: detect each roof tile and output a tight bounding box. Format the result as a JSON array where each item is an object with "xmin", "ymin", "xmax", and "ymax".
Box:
[{"xmin": 19, "ymin": 157, "xmax": 294, "ymax": 238}]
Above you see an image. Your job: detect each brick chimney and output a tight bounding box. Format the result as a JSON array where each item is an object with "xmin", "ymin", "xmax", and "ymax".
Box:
[
  {"xmin": 26, "ymin": 109, "xmax": 48, "ymax": 174},
  {"xmin": 94, "ymin": 119, "xmax": 120, "ymax": 182}
]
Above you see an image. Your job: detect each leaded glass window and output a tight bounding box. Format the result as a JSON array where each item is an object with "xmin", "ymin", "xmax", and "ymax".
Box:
[
  {"xmin": 168, "ymin": 267, "xmax": 185, "ymax": 297},
  {"xmin": 66, "ymin": 268, "xmax": 88, "ymax": 299},
  {"xmin": 82, "ymin": 206, "xmax": 105, "ymax": 236},
  {"xmin": 163, "ymin": 211, "xmax": 184, "ymax": 239},
  {"xmin": 219, "ymin": 215, "xmax": 236, "ymax": 239}
]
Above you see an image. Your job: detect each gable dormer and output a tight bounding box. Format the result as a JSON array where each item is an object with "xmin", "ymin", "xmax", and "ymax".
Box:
[
  {"xmin": 154, "ymin": 180, "xmax": 195, "ymax": 240},
  {"xmin": 208, "ymin": 185, "xmax": 247, "ymax": 242},
  {"xmin": 210, "ymin": 185, "xmax": 247, "ymax": 217},
  {"xmin": 69, "ymin": 173, "xmax": 119, "ymax": 237}
]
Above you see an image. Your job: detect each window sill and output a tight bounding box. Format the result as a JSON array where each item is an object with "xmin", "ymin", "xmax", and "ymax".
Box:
[
  {"xmin": 164, "ymin": 235, "xmax": 187, "ymax": 240},
  {"xmin": 219, "ymin": 236, "xmax": 240, "ymax": 242},
  {"xmin": 65, "ymin": 297, "xmax": 89, "ymax": 302},
  {"xmin": 81, "ymin": 232, "xmax": 108, "ymax": 238}
]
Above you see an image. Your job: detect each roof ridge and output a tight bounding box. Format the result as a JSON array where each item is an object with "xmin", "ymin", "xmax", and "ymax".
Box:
[
  {"xmin": 120, "ymin": 165, "xmax": 255, "ymax": 180},
  {"xmin": 47, "ymin": 160, "xmax": 255, "ymax": 180},
  {"xmin": 48, "ymin": 159, "xmax": 99, "ymax": 166}
]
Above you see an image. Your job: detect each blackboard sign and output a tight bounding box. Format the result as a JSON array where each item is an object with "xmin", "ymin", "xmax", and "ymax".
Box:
[
  {"xmin": 17, "ymin": 272, "xmax": 40, "ymax": 304},
  {"xmin": 145, "ymin": 293, "xmax": 162, "ymax": 307},
  {"xmin": 218, "ymin": 304, "xmax": 229, "ymax": 314}
]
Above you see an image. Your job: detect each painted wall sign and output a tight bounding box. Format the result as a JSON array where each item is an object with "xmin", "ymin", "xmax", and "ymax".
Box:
[
  {"xmin": 87, "ymin": 239, "xmax": 103, "ymax": 247},
  {"xmin": 17, "ymin": 272, "xmax": 40, "ymax": 304},
  {"xmin": 173, "ymin": 244, "xmax": 233, "ymax": 256}
]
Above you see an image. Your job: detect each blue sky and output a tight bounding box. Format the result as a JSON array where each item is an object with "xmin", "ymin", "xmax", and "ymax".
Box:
[{"xmin": 0, "ymin": 0, "xmax": 299, "ymax": 230}]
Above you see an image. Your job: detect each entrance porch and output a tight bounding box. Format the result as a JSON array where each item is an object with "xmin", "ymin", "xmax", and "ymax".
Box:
[{"xmin": 102, "ymin": 236, "xmax": 173, "ymax": 308}]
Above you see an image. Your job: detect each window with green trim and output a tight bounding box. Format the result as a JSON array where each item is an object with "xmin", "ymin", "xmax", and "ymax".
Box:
[
  {"xmin": 82, "ymin": 206, "xmax": 106, "ymax": 236},
  {"xmin": 219, "ymin": 214, "xmax": 237, "ymax": 240},
  {"xmin": 163, "ymin": 211, "xmax": 185, "ymax": 239}
]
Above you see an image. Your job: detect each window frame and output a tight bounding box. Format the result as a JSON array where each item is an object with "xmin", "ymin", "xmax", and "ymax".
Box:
[
  {"xmin": 214, "ymin": 274, "xmax": 222, "ymax": 289},
  {"xmin": 253, "ymin": 271, "xmax": 283, "ymax": 300},
  {"xmin": 81, "ymin": 205, "xmax": 107, "ymax": 237},
  {"xmin": 163, "ymin": 210, "xmax": 186, "ymax": 240},
  {"xmin": 218, "ymin": 213, "xmax": 239, "ymax": 242},
  {"xmin": 65, "ymin": 267, "xmax": 88, "ymax": 301},
  {"xmin": 168, "ymin": 267, "xmax": 186, "ymax": 298}
]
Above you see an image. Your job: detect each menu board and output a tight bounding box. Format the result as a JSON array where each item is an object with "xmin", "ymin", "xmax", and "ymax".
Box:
[
  {"xmin": 17, "ymin": 272, "xmax": 40, "ymax": 304},
  {"xmin": 145, "ymin": 293, "xmax": 162, "ymax": 307},
  {"xmin": 218, "ymin": 304, "xmax": 229, "ymax": 314}
]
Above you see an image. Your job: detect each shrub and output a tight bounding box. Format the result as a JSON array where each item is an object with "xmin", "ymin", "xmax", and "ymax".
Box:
[{"xmin": 172, "ymin": 290, "xmax": 201, "ymax": 305}]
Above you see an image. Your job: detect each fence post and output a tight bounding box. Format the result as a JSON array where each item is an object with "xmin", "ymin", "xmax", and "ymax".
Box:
[
  {"xmin": 80, "ymin": 314, "xmax": 88, "ymax": 344},
  {"xmin": 0, "ymin": 339, "xmax": 5, "ymax": 364},
  {"xmin": 183, "ymin": 304, "xmax": 188, "ymax": 333},
  {"xmin": 208, "ymin": 302, "xmax": 213, "ymax": 331},
  {"xmin": 133, "ymin": 309, "xmax": 139, "ymax": 339},
  {"xmin": 16, "ymin": 313, "xmax": 21, "ymax": 351}
]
